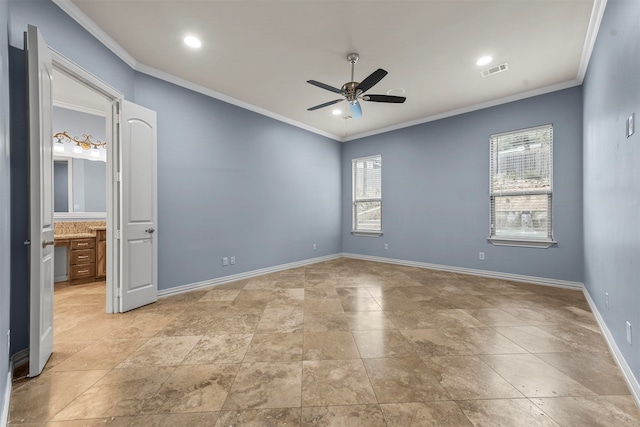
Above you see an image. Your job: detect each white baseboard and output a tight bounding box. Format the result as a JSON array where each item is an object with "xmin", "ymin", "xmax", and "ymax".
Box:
[
  {"xmin": 54, "ymin": 275, "xmax": 67, "ymax": 283},
  {"xmin": 1, "ymin": 360, "xmax": 12, "ymax": 427},
  {"xmin": 582, "ymin": 287, "xmax": 640, "ymax": 408},
  {"xmin": 157, "ymin": 253, "xmax": 342, "ymax": 298},
  {"xmin": 341, "ymin": 253, "xmax": 584, "ymax": 290}
]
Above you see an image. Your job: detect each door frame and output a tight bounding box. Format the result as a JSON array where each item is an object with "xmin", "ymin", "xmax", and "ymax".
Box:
[{"xmin": 50, "ymin": 49, "xmax": 123, "ymax": 313}]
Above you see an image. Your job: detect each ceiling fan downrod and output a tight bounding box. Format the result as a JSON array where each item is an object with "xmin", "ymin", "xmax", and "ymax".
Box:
[{"xmin": 345, "ymin": 53, "xmax": 360, "ymax": 102}]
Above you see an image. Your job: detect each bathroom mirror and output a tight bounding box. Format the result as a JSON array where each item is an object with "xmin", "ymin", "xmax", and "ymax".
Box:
[{"xmin": 54, "ymin": 155, "xmax": 107, "ymax": 218}]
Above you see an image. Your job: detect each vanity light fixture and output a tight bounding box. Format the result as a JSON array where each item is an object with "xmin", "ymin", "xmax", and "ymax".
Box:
[
  {"xmin": 184, "ymin": 35, "xmax": 202, "ymax": 49},
  {"xmin": 54, "ymin": 131, "xmax": 107, "ymax": 158}
]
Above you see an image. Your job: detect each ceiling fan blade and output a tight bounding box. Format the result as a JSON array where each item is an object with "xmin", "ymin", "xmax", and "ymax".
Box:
[
  {"xmin": 356, "ymin": 69, "xmax": 388, "ymax": 93},
  {"xmin": 307, "ymin": 99, "xmax": 343, "ymax": 111},
  {"xmin": 364, "ymin": 94, "xmax": 406, "ymax": 103},
  {"xmin": 307, "ymin": 80, "xmax": 343, "ymax": 94},
  {"xmin": 349, "ymin": 100, "xmax": 362, "ymax": 119}
]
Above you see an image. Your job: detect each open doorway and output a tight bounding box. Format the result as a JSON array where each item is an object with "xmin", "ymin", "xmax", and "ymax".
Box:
[
  {"xmin": 50, "ymin": 50, "xmax": 121, "ymax": 314},
  {"xmin": 26, "ymin": 25, "xmax": 159, "ymax": 377},
  {"xmin": 52, "ymin": 70, "xmax": 109, "ymax": 301}
]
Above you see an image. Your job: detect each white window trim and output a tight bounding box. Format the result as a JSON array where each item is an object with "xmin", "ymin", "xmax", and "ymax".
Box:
[
  {"xmin": 487, "ymin": 237, "xmax": 556, "ymax": 248},
  {"xmin": 489, "ymin": 124, "xmax": 554, "ymax": 248},
  {"xmin": 351, "ymin": 154, "xmax": 382, "ymax": 236},
  {"xmin": 351, "ymin": 230, "xmax": 383, "ymax": 237}
]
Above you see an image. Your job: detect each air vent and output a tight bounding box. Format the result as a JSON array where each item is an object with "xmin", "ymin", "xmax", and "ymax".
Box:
[{"xmin": 481, "ymin": 63, "xmax": 509, "ymax": 77}]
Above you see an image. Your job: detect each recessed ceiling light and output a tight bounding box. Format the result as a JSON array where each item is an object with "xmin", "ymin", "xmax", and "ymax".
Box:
[
  {"xmin": 332, "ymin": 109, "xmax": 342, "ymax": 116},
  {"xmin": 476, "ymin": 56, "xmax": 493, "ymax": 66},
  {"xmin": 184, "ymin": 35, "xmax": 202, "ymax": 49},
  {"xmin": 387, "ymin": 88, "xmax": 405, "ymax": 96}
]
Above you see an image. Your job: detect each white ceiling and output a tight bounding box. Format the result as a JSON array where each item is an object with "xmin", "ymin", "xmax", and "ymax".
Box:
[
  {"xmin": 56, "ymin": 0, "xmax": 601, "ymax": 141},
  {"xmin": 53, "ymin": 68, "xmax": 107, "ymax": 114}
]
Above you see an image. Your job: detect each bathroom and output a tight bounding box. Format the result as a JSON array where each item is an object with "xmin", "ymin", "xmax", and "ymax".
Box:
[{"xmin": 52, "ymin": 70, "xmax": 109, "ymax": 290}]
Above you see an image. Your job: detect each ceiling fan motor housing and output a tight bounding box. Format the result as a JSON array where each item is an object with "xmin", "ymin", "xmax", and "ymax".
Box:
[{"xmin": 341, "ymin": 82, "xmax": 361, "ymax": 101}]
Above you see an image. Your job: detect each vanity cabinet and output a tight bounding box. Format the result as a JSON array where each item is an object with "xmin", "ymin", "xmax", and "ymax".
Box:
[
  {"xmin": 96, "ymin": 230, "xmax": 106, "ymax": 279},
  {"xmin": 69, "ymin": 238, "xmax": 96, "ymax": 284}
]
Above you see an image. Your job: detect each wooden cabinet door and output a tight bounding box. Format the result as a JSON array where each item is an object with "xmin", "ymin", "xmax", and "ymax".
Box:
[{"xmin": 97, "ymin": 239, "xmax": 107, "ymax": 279}]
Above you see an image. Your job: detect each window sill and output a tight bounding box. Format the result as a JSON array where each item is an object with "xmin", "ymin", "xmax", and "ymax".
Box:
[
  {"xmin": 488, "ymin": 237, "xmax": 556, "ymax": 248},
  {"xmin": 351, "ymin": 230, "xmax": 383, "ymax": 237}
]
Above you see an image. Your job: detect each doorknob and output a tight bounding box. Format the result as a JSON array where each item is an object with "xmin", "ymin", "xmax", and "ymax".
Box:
[
  {"xmin": 42, "ymin": 240, "xmax": 55, "ymax": 248},
  {"xmin": 145, "ymin": 228, "xmax": 155, "ymax": 234}
]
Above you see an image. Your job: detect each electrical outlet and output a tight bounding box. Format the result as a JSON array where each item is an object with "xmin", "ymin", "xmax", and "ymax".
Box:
[
  {"xmin": 479, "ymin": 252, "xmax": 485, "ymax": 260},
  {"xmin": 627, "ymin": 321, "xmax": 632, "ymax": 345},
  {"xmin": 222, "ymin": 257, "xmax": 229, "ymax": 266},
  {"xmin": 384, "ymin": 243, "xmax": 389, "ymax": 250},
  {"xmin": 605, "ymin": 292, "xmax": 609, "ymax": 310},
  {"xmin": 230, "ymin": 256, "xmax": 236, "ymax": 265},
  {"xmin": 312, "ymin": 243, "xmax": 317, "ymax": 251}
]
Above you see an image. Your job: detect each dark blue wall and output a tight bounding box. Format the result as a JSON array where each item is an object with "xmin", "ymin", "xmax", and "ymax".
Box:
[
  {"xmin": 9, "ymin": 46, "xmax": 29, "ymax": 358},
  {"xmin": 0, "ymin": 0, "xmax": 12, "ymax": 417},
  {"xmin": 343, "ymin": 87, "xmax": 584, "ymax": 283}
]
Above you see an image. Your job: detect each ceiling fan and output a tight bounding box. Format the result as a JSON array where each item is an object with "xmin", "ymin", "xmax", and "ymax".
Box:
[{"xmin": 307, "ymin": 53, "xmax": 406, "ymax": 119}]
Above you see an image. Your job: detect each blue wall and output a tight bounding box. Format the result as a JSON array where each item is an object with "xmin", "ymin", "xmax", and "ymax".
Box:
[
  {"xmin": 133, "ymin": 74, "xmax": 342, "ymax": 290},
  {"xmin": 343, "ymin": 87, "xmax": 584, "ymax": 283},
  {"xmin": 583, "ymin": 0, "xmax": 640, "ymax": 384},
  {"xmin": 0, "ymin": 0, "xmax": 12, "ymax": 418}
]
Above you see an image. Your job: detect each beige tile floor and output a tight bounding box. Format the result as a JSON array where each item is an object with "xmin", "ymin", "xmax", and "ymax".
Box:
[{"xmin": 9, "ymin": 258, "xmax": 640, "ymax": 426}]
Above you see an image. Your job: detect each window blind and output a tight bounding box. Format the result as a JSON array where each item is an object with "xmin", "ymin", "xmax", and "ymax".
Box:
[
  {"xmin": 490, "ymin": 125, "xmax": 553, "ymax": 241},
  {"xmin": 352, "ymin": 155, "xmax": 382, "ymax": 232}
]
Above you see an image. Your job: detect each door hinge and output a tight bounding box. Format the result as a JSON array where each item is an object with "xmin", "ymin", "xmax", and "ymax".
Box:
[
  {"xmin": 116, "ymin": 111, "xmax": 121, "ymax": 124},
  {"xmin": 115, "ymin": 172, "xmax": 122, "ymax": 182},
  {"xmin": 115, "ymin": 288, "xmax": 121, "ymax": 298},
  {"xmin": 115, "ymin": 230, "xmax": 121, "ymax": 239}
]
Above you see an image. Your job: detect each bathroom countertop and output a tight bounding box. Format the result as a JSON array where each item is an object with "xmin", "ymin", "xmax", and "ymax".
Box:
[
  {"xmin": 54, "ymin": 232, "xmax": 96, "ymax": 240},
  {"xmin": 87, "ymin": 225, "xmax": 107, "ymax": 231}
]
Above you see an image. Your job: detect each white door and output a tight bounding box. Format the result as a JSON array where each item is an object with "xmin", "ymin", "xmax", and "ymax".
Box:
[
  {"xmin": 27, "ymin": 25, "xmax": 54, "ymax": 377},
  {"xmin": 119, "ymin": 100, "xmax": 158, "ymax": 312}
]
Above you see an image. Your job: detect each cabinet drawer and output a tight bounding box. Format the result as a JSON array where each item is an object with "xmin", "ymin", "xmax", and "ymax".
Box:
[
  {"xmin": 70, "ymin": 249, "xmax": 95, "ymax": 265},
  {"xmin": 70, "ymin": 263, "xmax": 96, "ymax": 280},
  {"xmin": 71, "ymin": 238, "xmax": 95, "ymax": 250}
]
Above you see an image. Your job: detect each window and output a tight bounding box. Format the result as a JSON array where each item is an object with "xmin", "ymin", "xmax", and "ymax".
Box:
[
  {"xmin": 489, "ymin": 125, "xmax": 554, "ymax": 247},
  {"xmin": 352, "ymin": 155, "xmax": 382, "ymax": 235}
]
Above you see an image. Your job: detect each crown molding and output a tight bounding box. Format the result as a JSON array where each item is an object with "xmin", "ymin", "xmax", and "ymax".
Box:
[
  {"xmin": 577, "ymin": 0, "xmax": 608, "ymax": 83},
  {"xmin": 135, "ymin": 62, "xmax": 341, "ymax": 142},
  {"xmin": 52, "ymin": 0, "xmax": 138, "ymax": 68},
  {"xmin": 342, "ymin": 79, "xmax": 581, "ymax": 142},
  {"xmin": 53, "ymin": 0, "xmax": 605, "ymax": 144},
  {"xmin": 53, "ymin": 99, "xmax": 106, "ymax": 117}
]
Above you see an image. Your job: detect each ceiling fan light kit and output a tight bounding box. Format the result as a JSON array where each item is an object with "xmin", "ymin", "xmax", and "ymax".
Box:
[{"xmin": 307, "ymin": 53, "xmax": 406, "ymax": 119}]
